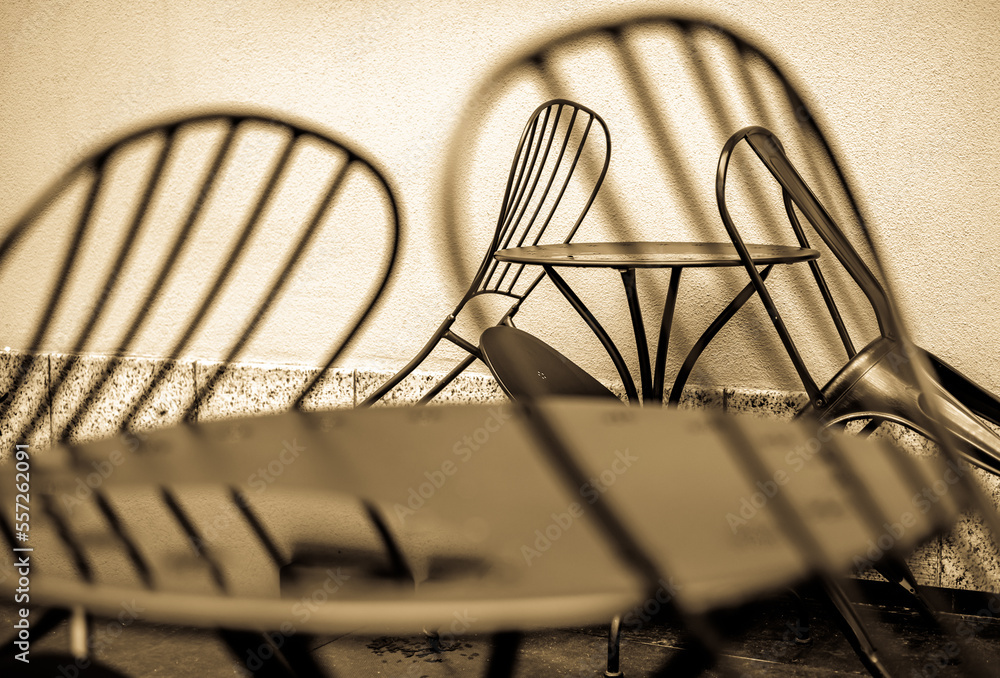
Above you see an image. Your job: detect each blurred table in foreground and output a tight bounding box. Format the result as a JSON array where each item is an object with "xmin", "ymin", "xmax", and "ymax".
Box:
[{"xmin": 0, "ymin": 400, "xmax": 961, "ymax": 641}]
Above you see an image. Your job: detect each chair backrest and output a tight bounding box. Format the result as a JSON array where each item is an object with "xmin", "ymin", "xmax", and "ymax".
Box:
[
  {"xmin": 440, "ymin": 15, "xmax": 883, "ymax": 391},
  {"xmin": 471, "ymin": 99, "xmax": 610, "ymax": 311},
  {"xmin": 360, "ymin": 99, "xmax": 608, "ymax": 406},
  {"xmin": 716, "ymin": 125, "xmax": 896, "ymax": 406},
  {"xmin": 0, "ymin": 111, "xmax": 399, "ymax": 445}
]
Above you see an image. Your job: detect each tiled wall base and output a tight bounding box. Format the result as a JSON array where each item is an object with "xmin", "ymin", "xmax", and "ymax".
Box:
[
  {"xmin": 724, "ymin": 386, "xmax": 1000, "ymax": 594},
  {"xmin": 2, "ymin": 349, "xmax": 998, "ymax": 594}
]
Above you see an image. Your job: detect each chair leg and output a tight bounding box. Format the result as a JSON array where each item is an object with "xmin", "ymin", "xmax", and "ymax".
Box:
[
  {"xmin": 220, "ymin": 629, "xmax": 299, "ymax": 678},
  {"xmin": 871, "ymin": 556, "xmax": 940, "ymax": 626},
  {"xmin": 485, "ymin": 631, "xmax": 522, "ymax": 678},
  {"xmin": 357, "ymin": 318, "xmax": 453, "ymax": 406},
  {"xmin": 821, "ymin": 578, "xmax": 894, "ymax": 678},
  {"xmin": 788, "ymin": 588, "xmax": 811, "ymax": 643},
  {"xmin": 605, "ymin": 614, "xmax": 624, "ymax": 677},
  {"xmin": 279, "ymin": 634, "xmax": 330, "ymax": 678},
  {"xmin": 417, "ymin": 352, "xmax": 478, "ymax": 404}
]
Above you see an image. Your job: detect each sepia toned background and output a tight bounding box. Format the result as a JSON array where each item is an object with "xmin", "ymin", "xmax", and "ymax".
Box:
[{"xmin": 1, "ymin": 0, "xmax": 997, "ymax": 396}]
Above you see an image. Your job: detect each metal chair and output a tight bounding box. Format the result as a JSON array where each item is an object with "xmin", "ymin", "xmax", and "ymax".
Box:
[
  {"xmin": 0, "ymin": 110, "xmax": 400, "ymax": 675},
  {"xmin": 361, "ymin": 99, "xmax": 610, "ymax": 405},
  {"xmin": 716, "ymin": 126, "xmax": 1000, "ymax": 475},
  {"xmin": 717, "ymin": 125, "xmax": 1000, "ymax": 677}
]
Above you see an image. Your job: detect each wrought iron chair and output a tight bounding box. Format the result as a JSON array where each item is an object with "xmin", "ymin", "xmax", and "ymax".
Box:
[
  {"xmin": 0, "ymin": 110, "xmax": 400, "ymax": 675},
  {"xmin": 361, "ymin": 99, "xmax": 610, "ymax": 405},
  {"xmin": 717, "ymin": 125, "xmax": 1000, "ymax": 677},
  {"xmin": 716, "ymin": 126, "xmax": 1000, "ymax": 476}
]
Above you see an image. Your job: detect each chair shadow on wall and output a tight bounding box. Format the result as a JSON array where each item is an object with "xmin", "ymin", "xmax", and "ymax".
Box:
[{"xmin": 0, "ymin": 111, "xmax": 401, "ymax": 674}]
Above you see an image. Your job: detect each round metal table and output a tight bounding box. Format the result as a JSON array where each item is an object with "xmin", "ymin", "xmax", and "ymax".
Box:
[
  {"xmin": 494, "ymin": 242, "xmax": 820, "ymax": 404},
  {"xmin": 0, "ymin": 401, "xmax": 958, "ymax": 676}
]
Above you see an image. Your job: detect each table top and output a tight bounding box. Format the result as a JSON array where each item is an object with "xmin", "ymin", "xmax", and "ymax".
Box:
[
  {"xmin": 494, "ymin": 241, "xmax": 820, "ymax": 268},
  {"xmin": 2, "ymin": 401, "xmax": 956, "ymax": 634}
]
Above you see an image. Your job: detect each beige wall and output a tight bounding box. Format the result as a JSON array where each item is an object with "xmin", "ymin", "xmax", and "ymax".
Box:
[{"xmin": 1, "ymin": 0, "xmax": 998, "ymax": 395}]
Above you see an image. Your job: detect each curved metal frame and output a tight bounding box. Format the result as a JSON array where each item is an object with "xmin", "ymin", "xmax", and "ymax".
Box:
[
  {"xmin": 361, "ymin": 99, "xmax": 611, "ymax": 405},
  {"xmin": 0, "ymin": 110, "xmax": 400, "ymax": 439},
  {"xmin": 717, "ymin": 125, "xmax": 1000, "ymax": 475}
]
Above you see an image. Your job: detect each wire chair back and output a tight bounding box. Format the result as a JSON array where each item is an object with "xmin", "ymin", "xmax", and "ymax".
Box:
[
  {"xmin": 0, "ymin": 111, "xmax": 399, "ymax": 445},
  {"xmin": 362, "ymin": 99, "xmax": 608, "ymax": 405}
]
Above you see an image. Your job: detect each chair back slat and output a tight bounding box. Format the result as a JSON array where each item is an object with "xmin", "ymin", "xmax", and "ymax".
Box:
[
  {"xmin": 781, "ymin": 190, "xmax": 857, "ymax": 358},
  {"xmin": 494, "ymin": 106, "xmax": 582, "ymax": 292},
  {"xmin": 480, "ymin": 113, "xmax": 545, "ymax": 292},
  {"xmin": 488, "ymin": 106, "xmax": 562, "ymax": 292},
  {"xmin": 745, "ymin": 128, "xmax": 893, "ymax": 331}
]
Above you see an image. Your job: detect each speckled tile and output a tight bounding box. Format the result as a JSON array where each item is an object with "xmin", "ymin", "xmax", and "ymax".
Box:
[
  {"xmin": 675, "ymin": 384, "xmax": 725, "ymax": 411},
  {"xmin": 941, "ymin": 467, "xmax": 1000, "ymax": 592},
  {"xmin": 50, "ymin": 354, "xmax": 195, "ymax": 445},
  {"xmin": 847, "ymin": 540, "xmax": 939, "ymax": 587},
  {"xmin": 866, "ymin": 420, "xmax": 940, "ymax": 458},
  {"xmin": 356, "ymin": 368, "xmax": 505, "ymax": 407},
  {"xmin": 858, "ymin": 422, "xmax": 999, "ymax": 591},
  {"xmin": 442, "ymin": 372, "xmax": 507, "ymax": 404},
  {"xmin": 606, "ymin": 381, "xmax": 630, "ymax": 403},
  {"xmin": 294, "ymin": 367, "xmax": 355, "ymax": 411},
  {"xmin": 194, "ymin": 362, "xmax": 354, "ymax": 422},
  {"xmin": 724, "ymin": 387, "xmax": 810, "ymax": 421},
  {"xmin": 355, "ymin": 369, "xmax": 434, "ymax": 407},
  {"xmin": 906, "ymin": 539, "xmax": 943, "ymax": 587},
  {"xmin": 0, "ymin": 349, "xmax": 49, "ymax": 457},
  {"xmin": 863, "ymin": 422, "xmax": 944, "ymax": 586}
]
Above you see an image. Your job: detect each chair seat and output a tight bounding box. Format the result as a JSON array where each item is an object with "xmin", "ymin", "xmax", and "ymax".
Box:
[{"xmin": 480, "ymin": 326, "xmax": 620, "ymax": 401}]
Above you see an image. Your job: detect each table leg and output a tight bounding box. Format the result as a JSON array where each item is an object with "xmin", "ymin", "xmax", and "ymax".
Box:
[
  {"xmin": 544, "ymin": 265, "xmax": 639, "ymax": 402},
  {"xmin": 620, "ymin": 268, "xmax": 653, "ymax": 401},
  {"xmin": 667, "ymin": 266, "xmax": 773, "ymax": 406},
  {"xmin": 486, "ymin": 631, "xmax": 522, "ymax": 678},
  {"xmin": 652, "ymin": 268, "xmax": 683, "ymax": 402}
]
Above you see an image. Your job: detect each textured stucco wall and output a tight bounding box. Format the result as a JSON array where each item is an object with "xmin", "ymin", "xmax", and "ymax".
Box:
[{"xmin": 1, "ymin": 0, "xmax": 998, "ymax": 395}]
